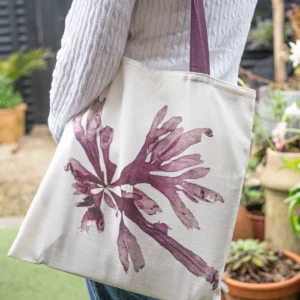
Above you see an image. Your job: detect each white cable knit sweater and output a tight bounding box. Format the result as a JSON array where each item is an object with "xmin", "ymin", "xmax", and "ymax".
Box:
[{"xmin": 49, "ymin": 0, "xmax": 258, "ymax": 142}]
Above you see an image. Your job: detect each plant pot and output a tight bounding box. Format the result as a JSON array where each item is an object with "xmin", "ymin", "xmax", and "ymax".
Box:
[
  {"xmin": 222, "ymin": 250, "xmax": 300, "ymax": 300},
  {"xmin": 246, "ymin": 203, "xmax": 265, "ymax": 241},
  {"xmin": 0, "ymin": 103, "xmax": 27, "ymax": 144},
  {"xmin": 248, "ymin": 211, "xmax": 265, "ymax": 241},
  {"xmin": 232, "ymin": 205, "xmax": 254, "ymax": 241},
  {"xmin": 258, "ymin": 149, "xmax": 300, "ymax": 254}
]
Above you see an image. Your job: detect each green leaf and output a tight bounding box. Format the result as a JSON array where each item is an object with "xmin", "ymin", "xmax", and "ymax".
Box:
[
  {"xmin": 267, "ymin": 256, "xmax": 277, "ymax": 262},
  {"xmin": 0, "ymin": 48, "xmax": 52, "ymax": 108},
  {"xmin": 0, "ymin": 48, "xmax": 53, "ymax": 83},
  {"xmin": 270, "ymin": 91, "xmax": 288, "ymax": 121},
  {"xmin": 251, "ymin": 256, "xmax": 264, "ymax": 267},
  {"xmin": 284, "ymin": 193, "xmax": 300, "ymax": 204},
  {"xmin": 287, "ymin": 197, "xmax": 300, "ymax": 238},
  {"xmin": 0, "ymin": 76, "xmax": 22, "ymax": 108},
  {"xmin": 238, "ymin": 78, "xmax": 246, "ymax": 87},
  {"xmin": 257, "ymin": 241, "xmax": 267, "ymax": 249},
  {"xmin": 232, "ymin": 261, "xmax": 242, "ymax": 271},
  {"xmin": 226, "ymin": 256, "xmax": 235, "ymax": 264},
  {"xmin": 242, "ymin": 255, "xmax": 251, "ymax": 263},
  {"xmin": 289, "ymin": 184, "xmax": 300, "ymax": 197},
  {"xmin": 281, "ymin": 159, "xmax": 300, "ymax": 174},
  {"xmin": 247, "ymin": 190, "xmax": 263, "ymax": 201}
]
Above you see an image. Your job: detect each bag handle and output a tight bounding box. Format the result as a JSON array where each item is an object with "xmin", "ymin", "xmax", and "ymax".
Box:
[{"xmin": 190, "ymin": 0, "xmax": 210, "ymax": 75}]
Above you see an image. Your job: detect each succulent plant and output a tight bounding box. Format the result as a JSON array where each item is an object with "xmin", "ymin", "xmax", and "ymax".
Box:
[
  {"xmin": 226, "ymin": 240, "xmax": 277, "ymax": 276},
  {"xmin": 225, "ymin": 240, "xmax": 300, "ymax": 283}
]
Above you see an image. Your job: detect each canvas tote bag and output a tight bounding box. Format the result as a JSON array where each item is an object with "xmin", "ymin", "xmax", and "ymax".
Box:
[{"xmin": 9, "ymin": 1, "xmax": 255, "ymax": 299}]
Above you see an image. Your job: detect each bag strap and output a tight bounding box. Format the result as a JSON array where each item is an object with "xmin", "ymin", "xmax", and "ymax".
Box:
[{"xmin": 190, "ymin": 0, "xmax": 210, "ymax": 75}]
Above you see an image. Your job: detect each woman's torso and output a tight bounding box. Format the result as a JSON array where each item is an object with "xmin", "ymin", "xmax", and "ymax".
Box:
[{"xmin": 124, "ymin": 0, "xmax": 258, "ymax": 84}]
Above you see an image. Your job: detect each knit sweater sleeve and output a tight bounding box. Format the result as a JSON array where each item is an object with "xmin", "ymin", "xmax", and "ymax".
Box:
[{"xmin": 48, "ymin": 0, "xmax": 136, "ymax": 143}]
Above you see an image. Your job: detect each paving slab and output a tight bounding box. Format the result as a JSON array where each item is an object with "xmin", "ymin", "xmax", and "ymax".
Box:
[
  {"xmin": 0, "ymin": 217, "xmax": 24, "ymax": 229},
  {"xmin": 0, "ymin": 126, "xmax": 56, "ymax": 217}
]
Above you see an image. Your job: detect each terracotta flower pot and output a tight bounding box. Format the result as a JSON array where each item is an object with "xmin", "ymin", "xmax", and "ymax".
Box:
[
  {"xmin": 247, "ymin": 210, "xmax": 265, "ymax": 241},
  {"xmin": 222, "ymin": 251, "xmax": 300, "ymax": 300},
  {"xmin": 0, "ymin": 103, "xmax": 27, "ymax": 144},
  {"xmin": 258, "ymin": 149, "xmax": 300, "ymax": 254},
  {"xmin": 232, "ymin": 205, "xmax": 254, "ymax": 241},
  {"xmin": 246, "ymin": 204, "xmax": 265, "ymax": 241}
]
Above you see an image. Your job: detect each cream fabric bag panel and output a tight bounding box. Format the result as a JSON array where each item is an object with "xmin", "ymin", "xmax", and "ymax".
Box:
[{"xmin": 9, "ymin": 1, "xmax": 255, "ymax": 299}]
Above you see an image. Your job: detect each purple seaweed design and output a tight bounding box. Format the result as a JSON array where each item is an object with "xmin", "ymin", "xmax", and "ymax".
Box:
[{"xmin": 65, "ymin": 99, "xmax": 224, "ymax": 290}]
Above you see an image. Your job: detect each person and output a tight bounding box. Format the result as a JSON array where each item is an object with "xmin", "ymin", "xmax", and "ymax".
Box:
[{"xmin": 48, "ymin": 0, "xmax": 258, "ymax": 299}]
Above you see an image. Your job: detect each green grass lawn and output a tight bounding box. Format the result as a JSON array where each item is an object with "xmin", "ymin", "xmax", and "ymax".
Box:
[{"xmin": 0, "ymin": 229, "xmax": 87, "ymax": 300}]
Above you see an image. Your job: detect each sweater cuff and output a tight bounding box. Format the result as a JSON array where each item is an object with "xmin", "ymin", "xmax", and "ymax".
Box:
[{"xmin": 48, "ymin": 114, "xmax": 61, "ymax": 144}]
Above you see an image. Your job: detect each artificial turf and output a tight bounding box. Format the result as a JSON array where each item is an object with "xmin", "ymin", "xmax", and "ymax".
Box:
[{"xmin": 0, "ymin": 229, "xmax": 87, "ymax": 300}]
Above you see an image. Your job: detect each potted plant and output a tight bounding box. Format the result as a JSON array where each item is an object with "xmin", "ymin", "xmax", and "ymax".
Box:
[
  {"xmin": 257, "ymin": 100, "xmax": 300, "ymax": 253},
  {"xmin": 232, "ymin": 205, "xmax": 254, "ymax": 242},
  {"xmin": 235, "ymin": 1, "xmax": 300, "ymax": 252},
  {"xmin": 222, "ymin": 239, "xmax": 300, "ymax": 300},
  {"xmin": 0, "ymin": 48, "xmax": 52, "ymax": 144},
  {"xmin": 239, "ymin": 53, "xmax": 300, "ymax": 250},
  {"xmin": 242, "ymin": 186, "xmax": 266, "ymax": 241},
  {"xmin": 0, "ymin": 75, "xmax": 26, "ymax": 143},
  {"xmin": 240, "ymin": 158, "xmax": 266, "ymax": 241},
  {"xmin": 232, "ymin": 159, "xmax": 262, "ymax": 242}
]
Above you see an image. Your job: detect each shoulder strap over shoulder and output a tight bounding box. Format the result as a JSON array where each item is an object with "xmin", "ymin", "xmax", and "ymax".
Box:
[{"xmin": 190, "ymin": 0, "xmax": 210, "ymax": 75}]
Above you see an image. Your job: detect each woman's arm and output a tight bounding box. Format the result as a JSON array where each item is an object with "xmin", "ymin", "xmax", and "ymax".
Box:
[{"xmin": 48, "ymin": 0, "xmax": 136, "ymax": 142}]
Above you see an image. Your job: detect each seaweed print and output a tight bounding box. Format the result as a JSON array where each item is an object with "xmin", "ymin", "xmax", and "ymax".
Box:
[{"xmin": 65, "ymin": 99, "xmax": 224, "ymax": 290}]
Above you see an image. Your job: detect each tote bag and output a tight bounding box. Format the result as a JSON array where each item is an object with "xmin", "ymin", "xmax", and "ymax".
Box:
[{"xmin": 9, "ymin": 1, "xmax": 255, "ymax": 299}]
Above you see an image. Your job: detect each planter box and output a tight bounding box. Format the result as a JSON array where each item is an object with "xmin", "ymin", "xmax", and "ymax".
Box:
[{"xmin": 0, "ymin": 103, "xmax": 27, "ymax": 144}]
